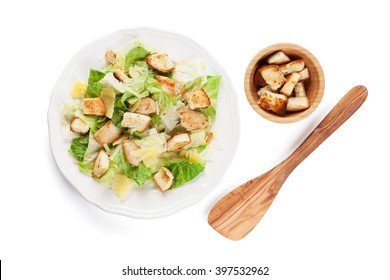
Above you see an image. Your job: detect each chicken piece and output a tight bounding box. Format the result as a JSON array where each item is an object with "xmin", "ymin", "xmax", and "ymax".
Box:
[
  {"xmin": 167, "ymin": 132, "xmax": 191, "ymax": 152},
  {"xmin": 105, "ymin": 50, "xmax": 116, "ymax": 65},
  {"xmin": 153, "ymin": 167, "xmax": 174, "ymax": 192},
  {"xmin": 113, "ymin": 69, "xmax": 130, "ymax": 83},
  {"xmin": 146, "ymin": 53, "xmax": 175, "ymax": 73},
  {"xmin": 70, "ymin": 117, "xmax": 89, "ymax": 134},
  {"xmin": 122, "ymin": 139, "xmax": 141, "ymax": 166},
  {"xmin": 92, "ymin": 150, "xmax": 110, "ymax": 178},
  {"xmin": 82, "ymin": 97, "xmax": 106, "ymax": 116},
  {"xmin": 156, "ymin": 75, "xmax": 176, "ymax": 96},
  {"xmin": 134, "ymin": 97, "xmax": 157, "ymax": 115},
  {"xmin": 121, "ymin": 112, "xmax": 151, "ymax": 133},
  {"xmin": 179, "ymin": 107, "xmax": 208, "ymax": 131},
  {"xmin": 94, "ymin": 120, "xmax": 122, "ymax": 145},
  {"xmin": 186, "ymin": 89, "xmax": 211, "ymax": 109}
]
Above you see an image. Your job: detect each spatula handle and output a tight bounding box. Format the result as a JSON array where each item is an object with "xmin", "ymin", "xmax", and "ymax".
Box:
[{"xmin": 282, "ymin": 85, "xmax": 368, "ymax": 172}]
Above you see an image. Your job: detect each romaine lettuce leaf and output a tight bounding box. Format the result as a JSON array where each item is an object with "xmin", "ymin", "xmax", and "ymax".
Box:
[
  {"xmin": 165, "ymin": 161, "xmax": 205, "ymax": 188},
  {"xmin": 86, "ymin": 69, "xmax": 106, "ymax": 98},
  {"xmin": 125, "ymin": 46, "xmax": 150, "ymax": 69},
  {"xmin": 200, "ymin": 75, "xmax": 221, "ymax": 124},
  {"xmin": 68, "ymin": 134, "xmax": 88, "ymax": 161}
]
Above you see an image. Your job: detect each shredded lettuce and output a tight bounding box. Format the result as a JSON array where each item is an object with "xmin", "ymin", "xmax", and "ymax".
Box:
[
  {"xmin": 165, "ymin": 161, "xmax": 205, "ymax": 188},
  {"xmin": 173, "ymin": 57, "xmax": 206, "ymax": 84}
]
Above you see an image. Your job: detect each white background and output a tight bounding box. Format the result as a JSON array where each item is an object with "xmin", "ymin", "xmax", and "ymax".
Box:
[{"xmin": 1, "ymin": 0, "xmax": 389, "ymax": 279}]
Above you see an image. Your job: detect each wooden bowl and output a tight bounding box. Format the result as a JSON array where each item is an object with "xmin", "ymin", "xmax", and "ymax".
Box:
[{"xmin": 244, "ymin": 43, "xmax": 325, "ymax": 123}]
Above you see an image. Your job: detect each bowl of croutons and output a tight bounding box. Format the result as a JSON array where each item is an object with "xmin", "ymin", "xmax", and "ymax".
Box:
[{"xmin": 244, "ymin": 43, "xmax": 325, "ymax": 123}]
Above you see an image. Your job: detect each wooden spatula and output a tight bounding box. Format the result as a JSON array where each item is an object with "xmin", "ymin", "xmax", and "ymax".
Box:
[{"xmin": 208, "ymin": 85, "xmax": 368, "ymax": 240}]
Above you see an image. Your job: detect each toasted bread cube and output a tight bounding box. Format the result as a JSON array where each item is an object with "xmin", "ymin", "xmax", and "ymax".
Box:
[
  {"xmin": 279, "ymin": 59, "xmax": 305, "ymax": 75},
  {"xmin": 259, "ymin": 65, "xmax": 287, "ymax": 91},
  {"xmin": 280, "ymin": 72, "xmax": 301, "ymax": 96},
  {"xmin": 179, "ymin": 107, "xmax": 209, "ymax": 131},
  {"xmin": 297, "ymin": 67, "xmax": 310, "ymax": 81},
  {"xmin": 146, "ymin": 53, "xmax": 175, "ymax": 73},
  {"xmin": 122, "ymin": 139, "xmax": 141, "ymax": 166},
  {"xmin": 113, "ymin": 69, "xmax": 130, "ymax": 83},
  {"xmin": 95, "ymin": 120, "xmax": 122, "ymax": 145},
  {"xmin": 253, "ymin": 67, "xmax": 267, "ymax": 87},
  {"xmin": 133, "ymin": 97, "xmax": 157, "ymax": 115},
  {"xmin": 294, "ymin": 82, "xmax": 306, "ymax": 97},
  {"xmin": 153, "ymin": 167, "xmax": 174, "ymax": 192},
  {"xmin": 266, "ymin": 50, "xmax": 291, "ymax": 65},
  {"xmin": 258, "ymin": 90, "xmax": 287, "ymax": 116},
  {"xmin": 92, "ymin": 150, "xmax": 110, "ymax": 178},
  {"xmin": 257, "ymin": 85, "xmax": 274, "ymax": 97},
  {"xmin": 186, "ymin": 89, "xmax": 211, "ymax": 109},
  {"xmin": 105, "ymin": 50, "xmax": 116, "ymax": 65},
  {"xmin": 167, "ymin": 132, "xmax": 191, "ymax": 152},
  {"xmin": 70, "ymin": 117, "xmax": 89, "ymax": 134},
  {"xmin": 286, "ymin": 96, "xmax": 310, "ymax": 112},
  {"xmin": 156, "ymin": 75, "xmax": 176, "ymax": 96},
  {"xmin": 121, "ymin": 112, "xmax": 151, "ymax": 133},
  {"xmin": 82, "ymin": 97, "xmax": 106, "ymax": 116}
]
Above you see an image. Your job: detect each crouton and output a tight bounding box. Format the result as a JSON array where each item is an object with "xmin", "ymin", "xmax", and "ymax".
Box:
[
  {"xmin": 92, "ymin": 150, "xmax": 110, "ymax": 178},
  {"xmin": 156, "ymin": 75, "xmax": 176, "ymax": 96},
  {"xmin": 146, "ymin": 53, "xmax": 175, "ymax": 73},
  {"xmin": 280, "ymin": 72, "xmax": 301, "ymax": 97},
  {"xmin": 258, "ymin": 90, "xmax": 287, "ymax": 116},
  {"xmin": 153, "ymin": 167, "xmax": 174, "ymax": 192},
  {"xmin": 266, "ymin": 50, "xmax": 291, "ymax": 65},
  {"xmin": 294, "ymin": 82, "xmax": 306, "ymax": 97},
  {"xmin": 70, "ymin": 117, "xmax": 89, "ymax": 134},
  {"xmin": 122, "ymin": 139, "xmax": 141, "ymax": 166},
  {"xmin": 257, "ymin": 85, "xmax": 274, "ymax": 97},
  {"xmin": 186, "ymin": 89, "xmax": 211, "ymax": 109},
  {"xmin": 279, "ymin": 59, "xmax": 305, "ymax": 75},
  {"xmin": 94, "ymin": 120, "xmax": 122, "ymax": 145},
  {"xmin": 105, "ymin": 50, "xmax": 116, "ymax": 65},
  {"xmin": 121, "ymin": 112, "xmax": 151, "ymax": 133},
  {"xmin": 167, "ymin": 132, "xmax": 191, "ymax": 152},
  {"xmin": 82, "ymin": 97, "xmax": 106, "ymax": 116},
  {"xmin": 113, "ymin": 69, "xmax": 130, "ymax": 83},
  {"xmin": 297, "ymin": 67, "xmax": 310, "ymax": 81},
  {"xmin": 253, "ymin": 67, "xmax": 267, "ymax": 87},
  {"xmin": 179, "ymin": 107, "xmax": 209, "ymax": 131},
  {"xmin": 133, "ymin": 97, "xmax": 157, "ymax": 115},
  {"xmin": 286, "ymin": 96, "xmax": 310, "ymax": 112},
  {"xmin": 259, "ymin": 65, "xmax": 287, "ymax": 91}
]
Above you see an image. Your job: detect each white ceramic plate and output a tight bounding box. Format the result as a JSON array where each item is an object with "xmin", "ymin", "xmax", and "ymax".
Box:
[{"xmin": 48, "ymin": 28, "xmax": 240, "ymax": 219}]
